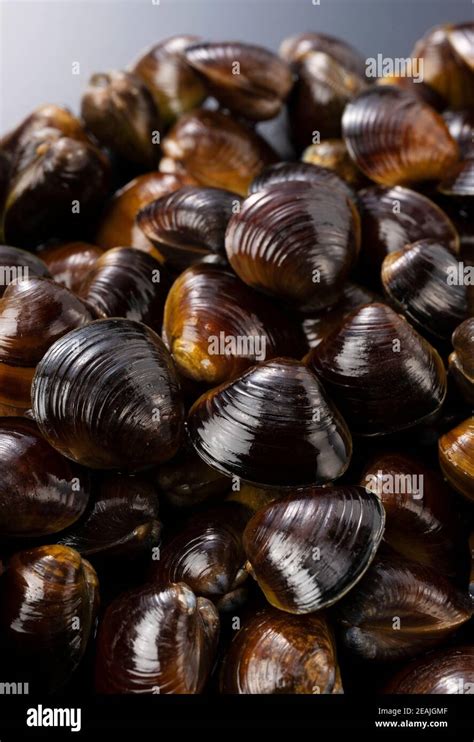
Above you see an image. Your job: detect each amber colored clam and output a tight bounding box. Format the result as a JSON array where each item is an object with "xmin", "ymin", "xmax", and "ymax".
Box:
[
  {"xmin": 336, "ymin": 552, "xmax": 473, "ymax": 661},
  {"xmin": 412, "ymin": 23, "xmax": 474, "ymax": 110},
  {"xmin": 0, "ymin": 545, "xmax": 99, "ymax": 692},
  {"xmin": 0, "ymin": 245, "xmax": 50, "ymax": 296},
  {"xmin": 95, "ymin": 171, "xmax": 191, "ymax": 252},
  {"xmin": 248, "ymin": 161, "xmax": 355, "ymax": 201},
  {"xmin": 0, "ymin": 276, "xmax": 92, "ymax": 408},
  {"xmin": 130, "ymin": 35, "xmax": 207, "ymax": 127},
  {"xmin": 157, "ymin": 442, "xmax": 230, "ymax": 508},
  {"xmin": 161, "ymin": 109, "xmax": 277, "ymax": 196},
  {"xmin": 95, "ymin": 582, "xmax": 219, "ymax": 693},
  {"xmin": 384, "ymin": 646, "xmax": 474, "ymax": 694},
  {"xmin": 307, "ymin": 303, "xmax": 447, "ymax": 436},
  {"xmin": 0, "ymin": 418, "xmax": 89, "ymax": 538},
  {"xmin": 81, "ymin": 71, "xmax": 161, "ymax": 167},
  {"xmin": 342, "ymin": 87, "xmax": 459, "ymax": 186},
  {"xmin": 32, "ymin": 319, "xmax": 184, "ymax": 470},
  {"xmin": 79, "ymin": 247, "xmax": 172, "ymax": 332},
  {"xmin": 243, "ymin": 486, "xmax": 384, "ymax": 614},
  {"xmin": 302, "ymin": 283, "xmax": 377, "ymax": 350},
  {"xmin": 381, "ymin": 240, "xmax": 468, "ymax": 342},
  {"xmin": 449, "ymin": 318, "xmax": 474, "ymax": 404},
  {"xmin": 188, "ymin": 358, "xmax": 352, "ymax": 488},
  {"xmin": 361, "ymin": 452, "xmax": 464, "ymax": 579},
  {"xmin": 357, "ymin": 186, "xmax": 459, "ymax": 283},
  {"xmin": 302, "ymin": 140, "xmax": 363, "ymax": 186},
  {"xmin": 221, "ymin": 607, "xmax": 342, "ymax": 694},
  {"xmin": 438, "ymin": 417, "xmax": 474, "ymax": 502},
  {"xmin": 225, "ymin": 181, "xmax": 360, "ymax": 312},
  {"xmin": 163, "ymin": 263, "xmax": 306, "ymax": 385},
  {"xmin": 59, "ymin": 472, "xmax": 161, "ymax": 559},
  {"xmin": 184, "ymin": 42, "xmax": 293, "ymax": 121},
  {"xmin": 279, "ymin": 32, "xmax": 366, "ymax": 76},
  {"xmin": 287, "ymin": 51, "xmax": 367, "ymax": 151},
  {"xmin": 39, "ymin": 241, "xmax": 102, "ymax": 292},
  {"xmin": 151, "ymin": 502, "xmax": 249, "ymax": 605},
  {"xmin": 137, "ymin": 186, "xmax": 242, "ymax": 269}
]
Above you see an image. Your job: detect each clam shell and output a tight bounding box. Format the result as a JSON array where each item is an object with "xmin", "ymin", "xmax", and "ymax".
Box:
[
  {"xmin": 438, "ymin": 417, "xmax": 474, "ymax": 502},
  {"xmin": 0, "ymin": 244, "xmax": 51, "ymax": 296},
  {"xmin": 249, "ymin": 160, "xmax": 355, "ymax": 201},
  {"xmin": 449, "ymin": 318, "xmax": 474, "ymax": 403},
  {"xmin": 39, "ymin": 241, "xmax": 103, "ymax": 293},
  {"xmin": 220, "ymin": 607, "xmax": 343, "ymax": 694},
  {"xmin": 439, "ymin": 157, "xmax": 474, "ymax": 197},
  {"xmin": 225, "ymin": 180, "xmax": 360, "ymax": 312},
  {"xmin": 279, "ymin": 32, "xmax": 366, "ymax": 77},
  {"xmin": 184, "ymin": 42, "xmax": 293, "ymax": 121},
  {"xmin": 342, "ymin": 86, "xmax": 459, "ymax": 186},
  {"xmin": 157, "ymin": 441, "xmax": 230, "ymax": 508},
  {"xmin": 302, "ymin": 139, "xmax": 363, "ymax": 186},
  {"xmin": 384, "ymin": 646, "xmax": 474, "ymax": 694},
  {"xmin": 243, "ymin": 485, "xmax": 385, "ymax": 613},
  {"xmin": 187, "ymin": 358, "xmax": 352, "ymax": 488},
  {"xmin": 307, "ymin": 303, "xmax": 447, "ymax": 436},
  {"xmin": 32, "ymin": 318, "xmax": 184, "ymax": 470}
]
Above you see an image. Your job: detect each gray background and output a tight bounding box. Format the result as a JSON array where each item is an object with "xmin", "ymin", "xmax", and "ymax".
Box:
[{"xmin": 0, "ymin": 0, "xmax": 472, "ymax": 133}]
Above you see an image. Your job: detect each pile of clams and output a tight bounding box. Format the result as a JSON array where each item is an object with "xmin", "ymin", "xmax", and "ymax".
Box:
[{"xmin": 0, "ymin": 21, "xmax": 472, "ymax": 698}]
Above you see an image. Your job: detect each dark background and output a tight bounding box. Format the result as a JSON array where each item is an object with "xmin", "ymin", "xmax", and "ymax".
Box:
[{"xmin": 0, "ymin": 0, "xmax": 472, "ymax": 133}]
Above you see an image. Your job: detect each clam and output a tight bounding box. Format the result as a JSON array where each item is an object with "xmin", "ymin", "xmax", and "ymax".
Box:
[
  {"xmin": 439, "ymin": 156, "xmax": 474, "ymax": 198},
  {"xmin": 163, "ymin": 262, "xmax": 306, "ymax": 385},
  {"xmin": 449, "ymin": 318, "xmax": 474, "ymax": 403},
  {"xmin": 279, "ymin": 32, "xmax": 366, "ymax": 76},
  {"xmin": 157, "ymin": 442, "xmax": 230, "ymax": 509},
  {"xmin": 443, "ymin": 110, "xmax": 474, "ymax": 158},
  {"xmin": 0, "ymin": 418, "xmax": 89, "ymax": 538},
  {"xmin": 39, "ymin": 241, "xmax": 103, "ymax": 293},
  {"xmin": 225, "ymin": 181, "xmax": 360, "ymax": 312},
  {"xmin": 137, "ymin": 186, "xmax": 242, "ymax": 269},
  {"xmin": 336, "ymin": 551, "xmax": 473, "ymax": 661},
  {"xmin": 0, "ymin": 244, "xmax": 50, "ymax": 296},
  {"xmin": 438, "ymin": 417, "xmax": 474, "ymax": 502},
  {"xmin": 95, "ymin": 582, "xmax": 219, "ymax": 693},
  {"xmin": 187, "ymin": 358, "xmax": 352, "ymax": 488},
  {"xmin": 307, "ymin": 303, "xmax": 447, "ymax": 436},
  {"xmin": 342, "ymin": 86, "xmax": 459, "ymax": 186},
  {"xmin": 243, "ymin": 485, "xmax": 385, "ymax": 613},
  {"xmin": 221, "ymin": 607, "xmax": 342, "ymax": 694},
  {"xmin": 184, "ymin": 42, "xmax": 293, "ymax": 121},
  {"xmin": 384, "ymin": 646, "xmax": 474, "ymax": 694},
  {"xmin": 160, "ymin": 109, "xmax": 277, "ymax": 196},
  {"xmin": 31, "ymin": 318, "xmax": 184, "ymax": 470},
  {"xmin": 301, "ymin": 139, "xmax": 363, "ymax": 186},
  {"xmin": 248, "ymin": 160, "xmax": 355, "ymax": 201},
  {"xmin": 0, "ymin": 545, "xmax": 99, "ymax": 692}
]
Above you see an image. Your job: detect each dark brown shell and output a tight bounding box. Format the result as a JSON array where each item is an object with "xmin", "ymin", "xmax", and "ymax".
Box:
[
  {"xmin": 188, "ymin": 358, "xmax": 352, "ymax": 488},
  {"xmin": 95, "ymin": 582, "xmax": 219, "ymax": 693},
  {"xmin": 157, "ymin": 442, "xmax": 230, "ymax": 508},
  {"xmin": 31, "ymin": 319, "xmax": 184, "ymax": 470},
  {"xmin": 79, "ymin": 247, "xmax": 172, "ymax": 332},
  {"xmin": 381, "ymin": 239, "xmax": 468, "ymax": 342},
  {"xmin": 357, "ymin": 186, "xmax": 459, "ymax": 283},
  {"xmin": 0, "ymin": 545, "xmax": 99, "ymax": 692},
  {"xmin": 307, "ymin": 303, "xmax": 447, "ymax": 436},
  {"xmin": 137, "ymin": 186, "xmax": 242, "ymax": 269},
  {"xmin": 184, "ymin": 42, "xmax": 293, "ymax": 121},
  {"xmin": 39, "ymin": 241, "xmax": 103, "ymax": 293},
  {"xmin": 130, "ymin": 35, "xmax": 207, "ymax": 127},
  {"xmin": 243, "ymin": 486, "xmax": 385, "ymax": 613},
  {"xmin": 0, "ymin": 244, "xmax": 51, "ymax": 296},
  {"xmin": 225, "ymin": 181, "xmax": 360, "ymax": 312},
  {"xmin": 412, "ymin": 22, "xmax": 474, "ymax": 110},
  {"xmin": 59, "ymin": 472, "xmax": 161, "ymax": 559},
  {"xmin": 301, "ymin": 139, "xmax": 364, "ymax": 187},
  {"xmin": 249, "ymin": 161, "xmax": 355, "ymax": 201},
  {"xmin": 384, "ymin": 646, "xmax": 474, "ymax": 693},
  {"xmin": 438, "ymin": 417, "xmax": 474, "ymax": 502},
  {"xmin": 279, "ymin": 32, "xmax": 366, "ymax": 77},
  {"xmin": 81, "ymin": 71, "xmax": 161, "ymax": 167},
  {"xmin": 150, "ymin": 502, "xmax": 249, "ymax": 605},
  {"xmin": 302, "ymin": 282, "xmax": 377, "ymax": 350},
  {"xmin": 361, "ymin": 452, "xmax": 465, "ymax": 580},
  {"xmin": 287, "ymin": 51, "xmax": 367, "ymax": 151},
  {"xmin": 221, "ymin": 607, "xmax": 342, "ymax": 694},
  {"xmin": 0, "ymin": 418, "xmax": 89, "ymax": 538},
  {"xmin": 0, "ymin": 276, "xmax": 92, "ymax": 408},
  {"xmin": 342, "ymin": 87, "xmax": 459, "ymax": 186},
  {"xmin": 449, "ymin": 318, "xmax": 474, "ymax": 403},
  {"xmin": 443, "ymin": 110, "xmax": 474, "ymax": 158},
  {"xmin": 95, "ymin": 172, "xmax": 193, "ymax": 252},
  {"xmin": 161, "ymin": 109, "xmax": 277, "ymax": 196},
  {"xmin": 336, "ymin": 552, "xmax": 473, "ymax": 661},
  {"xmin": 439, "ymin": 157, "xmax": 474, "ymax": 197},
  {"xmin": 163, "ymin": 262, "xmax": 306, "ymax": 385}
]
